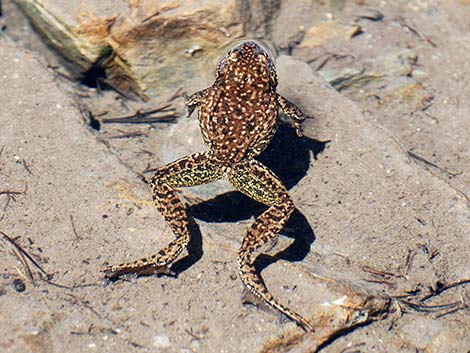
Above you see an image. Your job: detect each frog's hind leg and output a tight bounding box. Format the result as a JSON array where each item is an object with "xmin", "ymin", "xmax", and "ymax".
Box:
[
  {"xmin": 103, "ymin": 151, "xmax": 223, "ymax": 278},
  {"xmin": 227, "ymin": 158, "xmax": 314, "ymax": 332}
]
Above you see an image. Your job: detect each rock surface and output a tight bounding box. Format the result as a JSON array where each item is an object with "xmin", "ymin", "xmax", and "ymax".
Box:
[
  {"xmin": 13, "ymin": 0, "xmax": 244, "ymax": 98},
  {"xmin": 1, "ymin": 1, "xmax": 470, "ymax": 352},
  {"xmin": 1, "ymin": 36, "xmax": 469, "ymax": 352}
]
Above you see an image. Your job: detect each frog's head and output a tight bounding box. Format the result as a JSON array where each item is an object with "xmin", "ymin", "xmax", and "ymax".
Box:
[{"xmin": 216, "ymin": 40, "xmax": 278, "ymax": 87}]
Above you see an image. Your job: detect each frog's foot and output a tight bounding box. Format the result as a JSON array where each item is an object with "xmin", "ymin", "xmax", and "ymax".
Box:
[
  {"xmin": 184, "ymin": 89, "xmax": 208, "ymax": 118},
  {"xmin": 277, "ymin": 94, "xmax": 309, "ymax": 137},
  {"xmin": 241, "ymin": 287, "xmax": 309, "ymax": 328},
  {"xmin": 241, "ymin": 287, "xmax": 272, "ymax": 312},
  {"xmin": 102, "ymin": 258, "xmax": 176, "ymax": 279}
]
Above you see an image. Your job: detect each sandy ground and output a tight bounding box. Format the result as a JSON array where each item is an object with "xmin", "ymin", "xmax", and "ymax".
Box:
[{"xmin": 1, "ymin": 1, "xmax": 470, "ymax": 353}]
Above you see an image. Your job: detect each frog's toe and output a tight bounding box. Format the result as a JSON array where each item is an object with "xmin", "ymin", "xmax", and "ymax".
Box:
[{"xmin": 152, "ymin": 264, "xmax": 177, "ymax": 277}]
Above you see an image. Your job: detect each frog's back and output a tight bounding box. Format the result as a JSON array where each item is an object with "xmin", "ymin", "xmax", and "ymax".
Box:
[{"xmin": 198, "ymin": 41, "xmax": 279, "ymax": 166}]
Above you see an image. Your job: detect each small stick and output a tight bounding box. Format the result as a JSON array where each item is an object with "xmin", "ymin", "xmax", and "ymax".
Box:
[
  {"xmin": 47, "ymin": 64, "xmax": 76, "ymax": 82},
  {"xmin": 407, "ymin": 150, "xmax": 462, "ymax": 177},
  {"xmin": 364, "ymin": 279, "xmax": 396, "ymax": 287},
  {"xmin": 13, "ymin": 266, "xmax": 29, "ymax": 283},
  {"xmin": 184, "ymin": 328, "xmax": 203, "ymax": 340},
  {"xmin": 11, "ymin": 248, "xmax": 36, "ymax": 285},
  {"xmin": 403, "ymin": 248, "xmax": 414, "ymax": 275},
  {"xmin": 65, "ymin": 293, "xmax": 119, "ymax": 326},
  {"xmin": 22, "ymin": 159, "xmax": 34, "ymax": 176},
  {"xmin": 101, "ymin": 113, "xmax": 177, "ymax": 124},
  {"xmin": 108, "ymin": 131, "xmax": 149, "ymax": 139},
  {"xmin": 93, "ymin": 111, "xmax": 109, "ymax": 117},
  {"xmin": 101, "ymin": 104, "xmax": 177, "ymax": 124},
  {"xmin": 142, "ymin": 3, "xmax": 180, "ymax": 23},
  {"xmin": 169, "ymin": 87, "xmax": 184, "ymax": 101},
  {"xmin": 0, "ymin": 189, "xmax": 24, "ymax": 195},
  {"xmin": 139, "ymin": 149, "xmax": 155, "ymax": 157},
  {"xmin": 1, "ymin": 231, "xmax": 52, "ymax": 279},
  {"xmin": 400, "ymin": 299, "xmax": 460, "ymax": 312},
  {"xmin": 70, "ymin": 215, "xmax": 79, "ymax": 240},
  {"xmin": 315, "ymin": 55, "xmax": 332, "ymax": 71},
  {"xmin": 340, "ymin": 342, "xmax": 366, "ymax": 353},
  {"xmin": 65, "ymin": 293, "xmax": 106, "ymax": 320},
  {"xmin": 96, "ymin": 78, "xmax": 137, "ymax": 101},
  {"xmin": 142, "ymin": 10, "xmax": 160, "ymax": 23},
  {"xmin": 420, "ymin": 95, "xmax": 434, "ymax": 111},
  {"xmin": 128, "ymin": 341, "xmax": 145, "ymax": 349},
  {"xmin": 41, "ymin": 276, "xmax": 74, "ymax": 289},
  {"xmin": 420, "ymin": 279, "xmax": 470, "ymax": 302},
  {"xmin": 0, "ymin": 193, "xmax": 12, "ymax": 221},
  {"xmin": 0, "ymin": 184, "xmax": 26, "ymax": 196},
  {"xmin": 396, "ymin": 17, "xmax": 436, "ymax": 47},
  {"xmin": 109, "ymin": 104, "xmax": 175, "ymax": 119},
  {"xmin": 362, "ymin": 265, "xmax": 400, "ymax": 278},
  {"xmin": 435, "ymin": 304, "xmax": 469, "ymax": 319}
]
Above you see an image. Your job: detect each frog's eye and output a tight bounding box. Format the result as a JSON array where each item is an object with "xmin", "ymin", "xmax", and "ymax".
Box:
[{"xmin": 228, "ymin": 49, "xmax": 240, "ymax": 62}]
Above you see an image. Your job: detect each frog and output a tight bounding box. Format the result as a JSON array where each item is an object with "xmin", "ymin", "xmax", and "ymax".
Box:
[{"xmin": 103, "ymin": 40, "xmax": 314, "ymax": 332}]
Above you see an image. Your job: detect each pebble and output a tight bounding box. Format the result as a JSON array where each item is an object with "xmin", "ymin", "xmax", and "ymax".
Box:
[
  {"xmin": 411, "ymin": 69, "xmax": 428, "ymax": 83},
  {"xmin": 190, "ymin": 339, "xmax": 201, "ymax": 351},
  {"xmin": 153, "ymin": 334, "xmax": 171, "ymax": 349},
  {"xmin": 356, "ymin": 8, "xmax": 384, "ymax": 21},
  {"xmin": 12, "ymin": 278, "xmax": 26, "ymax": 292}
]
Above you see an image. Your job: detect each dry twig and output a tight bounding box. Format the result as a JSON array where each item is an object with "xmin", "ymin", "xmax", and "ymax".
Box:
[
  {"xmin": 101, "ymin": 104, "xmax": 177, "ymax": 124},
  {"xmin": 0, "ymin": 184, "xmax": 27, "ymax": 196},
  {"xmin": 22, "ymin": 158, "xmax": 34, "ymax": 176},
  {"xmin": 1, "ymin": 231, "xmax": 52, "ymax": 281},
  {"xmin": 407, "ymin": 150, "xmax": 462, "ymax": 178},
  {"xmin": 96, "ymin": 77, "xmax": 137, "ymax": 101},
  {"xmin": 108, "ymin": 129, "xmax": 149, "ymax": 139},
  {"xmin": 395, "ymin": 17, "xmax": 436, "ymax": 47}
]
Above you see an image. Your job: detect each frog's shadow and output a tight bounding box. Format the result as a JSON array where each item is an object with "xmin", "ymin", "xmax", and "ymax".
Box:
[{"xmin": 172, "ymin": 123, "xmax": 328, "ymax": 275}]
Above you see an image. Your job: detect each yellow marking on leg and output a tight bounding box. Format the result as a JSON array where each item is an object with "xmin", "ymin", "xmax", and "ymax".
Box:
[
  {"xmin": 228, "ymin": 158, "xmax": 314, "ymax": 331},
  {"xmin": 102, "ymin": 152, "xmax": 223, "ymax": 278}
]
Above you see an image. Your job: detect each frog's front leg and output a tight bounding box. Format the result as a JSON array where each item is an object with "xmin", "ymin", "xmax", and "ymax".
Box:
[
  {"xmin": 277, "ymin": 94, "xmax": 309, "ymax": 137},
  {"xmin": 103, "ymin": 151, "xmax": 223, "ymax": 278},
  {"xmin": 228, "ymin": 158, "xmax": 314, "ymax": 332},
  {"xmin": 184, "ymin": 89, "xmax": 208, "ymax": 118}
]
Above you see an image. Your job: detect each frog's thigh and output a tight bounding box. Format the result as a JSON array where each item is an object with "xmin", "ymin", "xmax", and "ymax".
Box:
[
  {"xmin": 155, "ymin": 151, "xmax": 222, "ymax": 188},
  {"xmin": 227, "ymin": 158, "xmax": 289, "ymax": 206}
]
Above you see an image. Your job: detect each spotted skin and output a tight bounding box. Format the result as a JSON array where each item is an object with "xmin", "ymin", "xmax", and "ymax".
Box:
[{"xmin": 103, "ymin": 41, "xmax": 313, "ymax": 331}]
